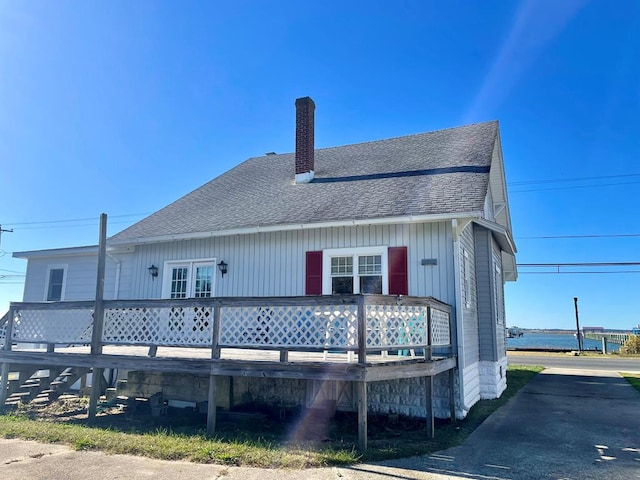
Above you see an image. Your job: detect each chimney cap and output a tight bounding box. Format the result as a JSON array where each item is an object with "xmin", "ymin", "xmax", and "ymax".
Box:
[{"xmin": 295, "ymin": 96, "xmax": 315, "ymax": 107}]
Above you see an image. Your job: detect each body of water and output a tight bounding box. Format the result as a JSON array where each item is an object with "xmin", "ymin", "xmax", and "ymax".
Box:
[{"xmin": 507, "ymin": 332, "xmax": 619, "ymax": 352}]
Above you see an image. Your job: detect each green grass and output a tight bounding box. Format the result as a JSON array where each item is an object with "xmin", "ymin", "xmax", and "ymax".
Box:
[
  {"xmin": 622, "ymin": 373, "xmax": 640, "ymax": 393},
  {"xmin": 0, "ymin": 365, "xmax": 542, "ymax": 468}
]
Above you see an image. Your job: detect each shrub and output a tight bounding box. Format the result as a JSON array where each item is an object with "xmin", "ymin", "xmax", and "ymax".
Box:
[{"xmin": 620, "ymin": 334, "xmax": 640, "ymax": 355}]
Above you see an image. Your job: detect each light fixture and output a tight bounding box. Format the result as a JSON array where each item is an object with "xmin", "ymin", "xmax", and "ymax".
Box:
[
  {"xmin": 148, "ymin": 265, "xmax": 159, "ymax": 279},
  {"xmin": 217, "ymin": 260, "xmax": 228, "ymax": 278}
]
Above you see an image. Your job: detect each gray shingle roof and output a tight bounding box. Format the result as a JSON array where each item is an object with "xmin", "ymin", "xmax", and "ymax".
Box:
[{"xmin": 111, "ymin": 121, "xmax": 498, "ymax": 243}]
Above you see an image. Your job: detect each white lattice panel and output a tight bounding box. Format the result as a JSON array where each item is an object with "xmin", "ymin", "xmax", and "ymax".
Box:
[
  {"xmin": 365, "ymin": 305, "xmax": 428, "ymax": 349},
  {"xmin": 103, "ymin": 306, "xmax": 213, "ymax": 346},
  {"xmin": 13, "ymin": 309, "xmax": 94, "ymax": 344},
  {"xmin": 431, "ymin": 308, "xmax": 451, "ymax": 345},
  {"xmin": 219, "ymin": 304, "xmax": 358, "ymax": 349}
]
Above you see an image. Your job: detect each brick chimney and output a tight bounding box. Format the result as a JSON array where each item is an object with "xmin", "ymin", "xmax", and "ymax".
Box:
[{"xmin": 295, "ymin": 96, "xmax": 315, "ymax": 183}]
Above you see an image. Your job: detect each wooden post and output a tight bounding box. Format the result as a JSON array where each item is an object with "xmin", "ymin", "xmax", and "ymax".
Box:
[
  {"xmin": 449, "ymin": 368, "xmax": 456, "ymax": 424},
  {"xmin": 601, "ymin": 337, "xmax": 607, "ymax": 355},
  {"xmin": 357, "ymin": 295, "xmax": 366, "ymax": 364},
  {"xmin": 425, "ymin": 375, "xmax": 434, "ymax": 438},
  {"xmin": 425, "ymin": 306, "xmax": 433, "ymax": 361},
  {"xmin": 574, "ymin": 297, "xmax": 582, "ymax": 352},
  {"xmin": 356, "ymin": 380, "xmax": 368, "ymax": 451},
  {"xmin": 89, "ymin": 214, "xmax": 107, "ymax": 420},
  {"xmin": 0, "ymin": 308, "xmax": 15, "ymax": 408},
  {"xmin": 206, "ymin": 371, "xmax": 217, "ymax": 435},
  {"xmin": 207, "ymin": 302, "xmax": 222, "ymax": 436}
]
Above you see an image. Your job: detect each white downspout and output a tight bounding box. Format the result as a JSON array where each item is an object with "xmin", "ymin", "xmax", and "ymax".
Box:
[
  {"xmin": 106, "ymin": 252, "xmax": 121, "ymax": 300},
  {"xmin": 452, "ymin": 219, "xmax": 466, "ymax": 419}
]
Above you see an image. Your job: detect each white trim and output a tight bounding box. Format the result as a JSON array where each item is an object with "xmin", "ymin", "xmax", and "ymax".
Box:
[
  {"xmin": 44, "ymin": 264, "xmax": 67, "ymax": 302},
  {"xmin": 452, "ymin": 219, "xmax": 466, "ymax": 413},
  {"xmin": 106, "ymin": 252, "xmax": 121, "ymax": 299},
  {"xmin": 295, "ymin": 170, "xmax": 315, "ymax": 184},
  {"xmin": 321, "ymin": 246, "xmax": 388, "ymax": 295},
  {"xmin": 161, "ymin": 258, "xmax": 217, "ymax": 299},
  {"xmin": 109, "ymin": 212, "xmax": 483, "ymax": 246},
  {"xmin": 462, "ymin": 248, "xmax": 471, "ymax": 309},
  {"xmin": 13, "ymin": 244, "xmax": 134, "ymax": 259}
]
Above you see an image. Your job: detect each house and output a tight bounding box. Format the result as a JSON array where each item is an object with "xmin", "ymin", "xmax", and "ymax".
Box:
[{"xmin": 5, "ymin": 97, "xmax": 516, "ymax": 444}]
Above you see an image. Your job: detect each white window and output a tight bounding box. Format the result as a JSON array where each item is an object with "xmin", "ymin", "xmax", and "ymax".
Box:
[
  {"xmin": 323, "ymin": 247, "xmax": 388, "ymax": 295},
  {"xmin": 44, "ymin": 265, "xmax": 67, "ymax": 301},
  {"xmin": 162, "ymin": 259, "xmax": 216, "ymax": 299}
]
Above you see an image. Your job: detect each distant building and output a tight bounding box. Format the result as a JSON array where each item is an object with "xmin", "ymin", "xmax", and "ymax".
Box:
[{"xmin": 582, "ymin": 326, "xmax": 604, "ymax": 333}]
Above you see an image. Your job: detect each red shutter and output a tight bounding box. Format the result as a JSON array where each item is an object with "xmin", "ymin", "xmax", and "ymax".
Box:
[
  {"xmin": 388, "ymin": 246, "xmax": 408, "ymax": 295},
  {"xmin": 305, "ymin": 251, "xmax": 323, "ymax": 295}
]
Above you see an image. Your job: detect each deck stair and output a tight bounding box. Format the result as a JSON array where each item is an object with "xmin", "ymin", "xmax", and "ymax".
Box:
[{"xmin": 3, "ymin": 367, "xmax": 90, "ymax": 407}]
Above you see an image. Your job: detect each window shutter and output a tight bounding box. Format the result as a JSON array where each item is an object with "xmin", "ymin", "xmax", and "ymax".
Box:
[
  {"xmin": 305, "ymin": 251, "xmax": 323, "ymax": 295},
  {"xmin": 388, "ymin": 246, "xmax": 408, "ymax": 295}
]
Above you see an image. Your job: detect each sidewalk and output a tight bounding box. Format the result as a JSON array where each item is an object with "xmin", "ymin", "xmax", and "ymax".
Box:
[{"xmin": 1, "ymin": 368, "xmax": 639, "ymax": 479}]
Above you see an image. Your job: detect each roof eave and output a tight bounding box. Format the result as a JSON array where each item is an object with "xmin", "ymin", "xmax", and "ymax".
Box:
[{"xmin": 109, "ymin": 211, "xmax": 484, "ymax": 247}]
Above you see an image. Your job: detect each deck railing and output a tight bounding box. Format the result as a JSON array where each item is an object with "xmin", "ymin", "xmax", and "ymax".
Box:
[{"xmin": 4, "ymin": 295, "xmax": 451, "ymax": 362}]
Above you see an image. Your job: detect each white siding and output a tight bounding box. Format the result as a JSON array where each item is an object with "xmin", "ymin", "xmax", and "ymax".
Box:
[
  {"xmin": 459, "ymin": 223, "xmax": 479, "ymax": 366},
  {"xmin": 21, "ymin": 255, "xmax": 119, "ymax": 302},
  {"xmin": 112, "ymin": 222, "xmax": 456, "ymax": 305},
  {"xmin": 492, "ymin": 238, "xmax": 506, "ymax": 357}
]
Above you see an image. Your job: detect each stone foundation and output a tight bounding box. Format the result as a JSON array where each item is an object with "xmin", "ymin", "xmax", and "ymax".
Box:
[{"xmin": 120, "ymin": 370, "xmax": 459, "ymax": 419}]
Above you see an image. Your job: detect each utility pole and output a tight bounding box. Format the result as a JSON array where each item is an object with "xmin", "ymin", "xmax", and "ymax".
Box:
[
  {"xmin": 574, "ymin": 297, "xmax": 582, "ymax": 352},
  {"xmin": 0, "ymin": 225, "xmax": 13, "ymax": 248}
]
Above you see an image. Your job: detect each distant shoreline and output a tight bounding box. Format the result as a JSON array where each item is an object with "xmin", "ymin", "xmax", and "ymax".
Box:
[{"xmin": 517, "ymin": 329, "xmax": 632, "ymax": 334}]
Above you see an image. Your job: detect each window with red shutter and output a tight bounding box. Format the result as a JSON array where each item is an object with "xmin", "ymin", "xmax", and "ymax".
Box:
[
  {"xmin": 388, "ymin": 246, "xmax": 408, "ymax": 295},
  {"xmin": 305, "ymin": 251, "xmax": 323, "ymax": 295}
]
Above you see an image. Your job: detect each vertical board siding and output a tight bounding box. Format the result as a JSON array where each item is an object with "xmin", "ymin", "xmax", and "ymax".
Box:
[
  {"xmin": 460, "ymin": 223, "xmax": 479, "ymax": 365},
  {"xmin": 21, "ymin": 255, "xmax": 118, "ymax": 302},
  {"xmin": 115, "ymin": 222, "xmax": 455, "ymax": 305},
  {"xmin": 474, "ymin": 227, "xmax": 497, "ymax": 362},
  {"xmin": 19, "ymin": 222, "xmax": 457, "ymax": 307},
  {"xmin": 492, "ymin": 239, "xmax": 506, "ymax": 356}
]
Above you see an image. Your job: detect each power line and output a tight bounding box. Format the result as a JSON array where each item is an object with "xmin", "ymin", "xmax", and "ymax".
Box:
[
  {"xmin": 508, "ymin": 172, "xmax": 640, "ymax": 186},
  {"xmin": 519, "ymin": 271, "xmax": 640, "ymax": 275},
  {"xmin": 517, "ymin": 233, "xmax": 640, "ymax": 240},
  {"xmin": 518, "ymin": 262, "xmax": 640, "ymax": 267},
  {"xmin": 3, "ymin": 212, "xmax": 149, "ymax": 227},
  {"xmin": 510, "ymin": 179, "xmax": 640, "ymax": 193}
]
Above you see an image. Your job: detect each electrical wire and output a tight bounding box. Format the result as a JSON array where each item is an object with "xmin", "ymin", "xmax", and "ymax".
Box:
[{"xmin": 517, "ymin": 233, "xmax": 640, "ymax": 239}]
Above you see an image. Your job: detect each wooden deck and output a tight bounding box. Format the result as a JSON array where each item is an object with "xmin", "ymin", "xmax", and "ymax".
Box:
[
  {"xmin": 0, "ymin": 295, "xmax": 457, "ymax": 450},
  {"xmin": 0, "ymin": 346, "xmax": 456, "ymax": 382}
]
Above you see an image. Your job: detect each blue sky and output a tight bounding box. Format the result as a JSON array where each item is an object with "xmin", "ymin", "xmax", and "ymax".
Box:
[{"xmin": 1, "ymin": 1, "xmax": 639, "ymax": 330}]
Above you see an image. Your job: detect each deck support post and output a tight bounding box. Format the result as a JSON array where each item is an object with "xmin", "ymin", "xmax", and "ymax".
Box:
[
  {"xmin": 425, "ymin": 375, "xmax": 434, "ymax": 438},
  {"xmin": 449, "ymin": 368, "xmax": 456, "ymax": 423},
  {"xmin": 207, "ymin": 302, "xmax": 222, "ymax": 435},
  {"xmin": 206, "ymin": 372, "xmax": 217, "ymax": 435},
  {"xmin": 356, "ymin": 380, "xmax": 368, "ymax": 451},
  {"xmin": 357, "ymin": 295, "xmax": 366, "ymax": 364},
  {"xmin": 89, "ymin": 214, "xmax": 107, "ymax": 421},
  {"xmin": 0, "ymin": 308, "xmax": 15, "ymax": 409}
]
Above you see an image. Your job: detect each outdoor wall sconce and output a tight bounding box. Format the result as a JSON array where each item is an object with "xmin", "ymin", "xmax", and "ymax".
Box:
[
  {"xmin": 148, "ymin": 265, "xmax": 159, "ymax": 279},
  {"xmin": 217, "ymin": 260, "xmax": 228, "ymax": 278}
]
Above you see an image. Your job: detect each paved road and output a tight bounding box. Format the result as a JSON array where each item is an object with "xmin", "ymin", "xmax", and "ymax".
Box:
[
  {"xmin": 508, "ymin": 352, "xmax": 640, "ymax": 372},
  {"xmin": 1, "ymin": 367, "xmax": 639, "ymax": 479}
]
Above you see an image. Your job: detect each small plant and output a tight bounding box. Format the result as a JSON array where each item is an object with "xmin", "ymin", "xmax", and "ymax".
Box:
[{"xmin": 620, "ymin": 335, "xmax": 640, "ymax": 355}]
